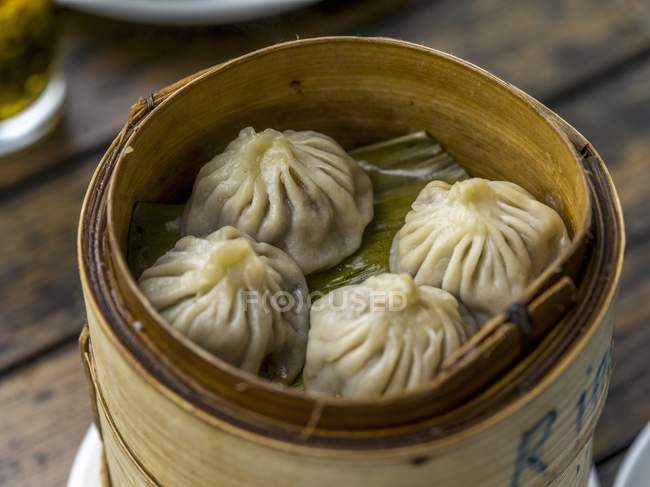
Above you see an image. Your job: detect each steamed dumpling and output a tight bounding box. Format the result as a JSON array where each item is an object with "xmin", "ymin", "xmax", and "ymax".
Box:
[
  {"xmin": 138, "ymin": 226, "xmax": 309, "ymax": 384},
  {"xmin": 303, "ymin": 273, "xmax": 470, "ymax": 398},
  {"xmin": 390, "ymin": 178, "xmax": 569, "ymax": 321},
  {"xmin": 181, "ymin": 127, "xmax": 374, "ymax": 274}
]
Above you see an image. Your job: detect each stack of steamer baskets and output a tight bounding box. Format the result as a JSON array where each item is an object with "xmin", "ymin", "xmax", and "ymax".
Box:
[{"xmin": 77, "ymin": 38, "xmax": 624, "ymax": 487}]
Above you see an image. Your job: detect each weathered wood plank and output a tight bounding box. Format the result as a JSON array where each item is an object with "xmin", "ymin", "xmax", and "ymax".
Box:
[
  {"xmin": 0, "ymin": 162, "xmax": 95, "ymax": 371},
  {"xmin": 554, "ymin": 61, "xmax": 650, "ymax": 459},
  {"xmin": 1, "ymin": 0, "xmax": 649, "ymax": 191},
  {"xmin": 555, "ymin": 62, "xmax": 650, "ymax": 244},
  {"xmin": 368, "ymin": 0, "xmax": 650, "ymax": 100},
  {"xmin": 0, "ymin": 344, "xmax": 91, "ymax": 487}
]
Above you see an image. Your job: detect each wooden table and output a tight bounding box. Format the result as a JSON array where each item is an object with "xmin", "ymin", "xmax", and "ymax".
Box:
[{"xmin": 1, "ymin": 1, "xmax": 648, "ymax": 485}]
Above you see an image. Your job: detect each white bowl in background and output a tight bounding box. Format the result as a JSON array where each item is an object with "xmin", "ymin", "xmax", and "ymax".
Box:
[
  {"xmin": 55, "ymin": 0, "xmax": 320, "ymax": 26},
  {"xmin": 67, "ymin": 426, "xmax": 101, "ymax": 487},
  {"xmin": 613, "ymin": 423, "xmax": 650, "ymax": 487}
]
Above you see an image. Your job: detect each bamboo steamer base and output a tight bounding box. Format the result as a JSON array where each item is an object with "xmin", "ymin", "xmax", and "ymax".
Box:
[
  {"xmin": 95, "ymin": 437, "xmax": 593, "ymax": 487},
  {"xmin": 82, "ymin": 295, "xmax": 614, "ymax": 487},
  {"xmin": 97, "ymin": 441, "xmax": 594, "ymax": 487}
]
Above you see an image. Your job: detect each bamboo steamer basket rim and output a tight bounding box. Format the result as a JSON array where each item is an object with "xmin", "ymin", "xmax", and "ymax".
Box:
[
  {"xmin": 111, "ymin": 36, "xmax": 590, "ymax": 402},
  {"xmin": 79, "ymin": 37, "xmax": 624, "ymax": 445}
]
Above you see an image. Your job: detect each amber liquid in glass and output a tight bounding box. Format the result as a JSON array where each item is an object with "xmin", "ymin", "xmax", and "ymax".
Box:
[{"xmin": 0, "ymin": 0, "xmax": 55, "ymax": 121}]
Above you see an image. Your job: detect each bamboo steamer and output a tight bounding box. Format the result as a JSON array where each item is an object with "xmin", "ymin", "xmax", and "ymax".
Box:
[{"xmin": 77, "ymin": 38, "xmax": 624, "ymax": 486}]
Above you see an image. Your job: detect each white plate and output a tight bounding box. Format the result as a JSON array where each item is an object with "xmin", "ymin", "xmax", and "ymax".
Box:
[
  {"xmin": 613, "ymin": 423, "xmax": 650, "ymax": 487},
  {"xmin": 55, "ymin": 0, "xmax": 320, "ymax": 25},
  {"xmin": 68, "ymin": 425, "xmax": 602, "ymax": 487},
  {"xmin": 67, "ymin": 425, "xmax": 102, "ymax": 487}
]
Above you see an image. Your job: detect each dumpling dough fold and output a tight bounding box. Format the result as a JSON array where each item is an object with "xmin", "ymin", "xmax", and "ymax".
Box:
[
  {"xmin": 182, "ymin": 127, "xmax": 374, "ymax": 274},
  {"xmin": 390, "ymin": 178, "xmax": 569, "ymax": 321},
  {"xmin": 303, "ymin": 273, "xmax": 470, "ymax": 398},
  {"xmin": 139, "ymin": 226, "xmax": 310, "ymax": 384}
]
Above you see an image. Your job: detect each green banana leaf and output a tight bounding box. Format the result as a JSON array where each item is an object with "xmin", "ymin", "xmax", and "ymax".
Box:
[
  {"xmin": 307, "ymin": 131, "xmax": 468, "ymax": 295},
  {"xmin": 127, "ymin": 203, "xmax": 184, "ymax": 279}
]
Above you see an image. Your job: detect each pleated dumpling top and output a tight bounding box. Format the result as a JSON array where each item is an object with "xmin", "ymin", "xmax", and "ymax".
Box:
[
  {"xmin": 390, "ymin": 178, "xmax": 569, "ymax": 322},
  {"xmin": 139, "ymin": 226, "xmax": 310, "ymax": 384},
  {"xmin": 181, "ymin": 127, "xmax": 374, "ymax": 274},
  {"xmin": 303, "ymin": 273, "xmax": 470, "ymax": 398}
]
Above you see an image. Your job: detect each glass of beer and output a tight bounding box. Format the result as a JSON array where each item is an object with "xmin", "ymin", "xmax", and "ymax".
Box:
[{"xmin": 0, "ymin": 0, "xmax": 65, "ymax": 156}]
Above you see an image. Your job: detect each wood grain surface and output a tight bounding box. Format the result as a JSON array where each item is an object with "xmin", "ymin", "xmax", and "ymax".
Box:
[
  {"xmin": 0, "ymin": 0, "xmax": 648, "ymax": 485},
  {"xmin": 0, "ymin": 162, "xmax": 95, "ymax": 372},
  {"xmin": 0, "ymin": 343, "xmax": 91, "ymax": 487},
  {"xmin": 368, "ymin": 0, "xmax": 650, "ymax": 100}
]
